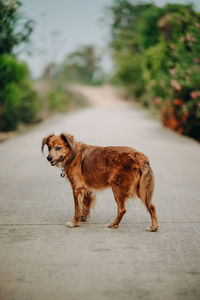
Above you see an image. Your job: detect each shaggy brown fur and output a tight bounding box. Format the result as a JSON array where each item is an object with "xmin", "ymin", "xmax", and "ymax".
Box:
[{"xmin": 42, "ymin": 133, "xmax": 159, "ymax": 231}]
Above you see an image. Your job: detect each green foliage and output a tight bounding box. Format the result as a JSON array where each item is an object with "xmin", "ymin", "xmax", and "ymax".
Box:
[
  {"xmin": 0, "ymin": 54, "xmax": 29, "ymax": 85},
  {"xmin": 138, "ymin": 6, "xmax": 164, "ymax": 49},
  {"xmin": 1, "ymin": 82, "xmax": 22, "ymax": 131},
  {"xmin": 142, "ymin": 42, "xmax": 170, "ymax": 98},
  {"xmin": 109, "ymin": 1, "xmax": 200, "ymax": 140},
  {"xmin": 0, "ymin": 0, "xmax": 34, "ymax": 55},
  {"xmin": 114, "ymin": 53, "xmax": 144, "ymax": 97},
  {"xmin": 109, "ymin": 1, "xmax": 161, "ymax": 97},
  {"xmin": 0, "ymin": 1, "xmax": 39, "ymax": 132},
  {"xmin": 48, "ymin": 87, "xmax": 69, "ymax": 112},
  {"xmin": 0, "ymin": 55, "xmax": 39, "ymax": 131},
  {"xmin": 18, "ymin": 85, "xmax": 40, "ymax": 124}
]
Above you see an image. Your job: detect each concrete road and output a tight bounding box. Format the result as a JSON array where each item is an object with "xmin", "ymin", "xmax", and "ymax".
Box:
[{"xmin": 0, "ymin": 85, "xmax": 200, "ymax": 300}]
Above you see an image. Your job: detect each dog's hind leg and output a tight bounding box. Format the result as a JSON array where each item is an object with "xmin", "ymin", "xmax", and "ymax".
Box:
[
  {"xmin": 81, "ymin": 190, "xmax": 96, "ymax": 222},
  {"xmin": 108, "ymin": 185, "xmax": 127, "ymax": 228},
  {"xmin": 137, "ymin": 163, "xmax": 159, "ymax": 232}
]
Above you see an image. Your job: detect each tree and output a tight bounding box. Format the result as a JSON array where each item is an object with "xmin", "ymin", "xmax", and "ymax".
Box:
[
  {"xmin": 0, "ymin": 0, "xmax": 34, "ymax": 55},
  {"xmin": 53, "ymin": 45, "xmax": 103, "ymax": 85},
  {"xmin": 0, "ymin": 0, "xmax": 39, "ymax": 132}
]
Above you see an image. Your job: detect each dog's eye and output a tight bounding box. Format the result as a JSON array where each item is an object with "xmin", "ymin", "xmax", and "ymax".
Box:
[
  {"xmin": 56, "ymin": 146, "xmax": 62, "ymax": 151},
  {"xmin": 49, "ymin": 146, "xmax": 52, "ymax": 150}
]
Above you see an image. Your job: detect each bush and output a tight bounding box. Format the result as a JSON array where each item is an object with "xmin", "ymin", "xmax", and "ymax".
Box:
[
  {"xmin": 114, "ymin": 54, "xmax": 145, "ymax": 97},
  {"xmin": 142, "ymin": 42, "xmax": 170, "ymax": 100},
  {"xmin": 0, "ymin": 82, "xmax": 22, "ymax": 131},
  {"xmin": 0, "ymin": 55, "xmax": 40, "ymax": 131},
  {"xmin": 158, "ymin": 7, "xmax": 200, "ymax": 139},
  {"xmin": 48, "ymin": 87, "xmax": 69, "ymax": 112},
  {"xmin": 0, "ymin": 1, "xmax": 38, "ymax": 132},
  {"xmin": 18, "ymin": 85, "xmax": 40, "ymax": 124},
  {"xmin": 109, "ymin": 1, "xmax": 200, "ymax": 140}
]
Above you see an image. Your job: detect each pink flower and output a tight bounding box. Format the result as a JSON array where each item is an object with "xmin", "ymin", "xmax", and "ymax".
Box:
[
  {"xmin": 170, "ymin": 79, "xmax": 181, "ymax": 91},
  {"xmin": 194, "ymin": 57, "xmax": 199, "ymax": 64},
  {"xmin": 154, "ymin": 97, "xmax": 161, "ymax": 105},
  {"xmin": 170, "ymin": 44, "xmax": 176, "ymax": 50},
  {"xmin": 149, "ymin": 80, "xmax": 155, "ymax": 87},
  {"xmin": 180, "ymin": 37, "xmax": 185, "ymax": 43},
  {"xmin": 169, "ymin": 68, "xmax": 177, "ymax": 75},
  {"xmin": 190, "ymin": 91, "xmax": 199, "ymax": 99},
  {"xmin": 187, "ymin": 33, "xmax": 196, "ymax": 42}
]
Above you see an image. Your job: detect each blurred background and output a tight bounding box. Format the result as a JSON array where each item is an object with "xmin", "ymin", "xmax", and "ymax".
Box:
[{"xmin": 0, "ymin": 0, "xmax": 200, "ymax": 140}]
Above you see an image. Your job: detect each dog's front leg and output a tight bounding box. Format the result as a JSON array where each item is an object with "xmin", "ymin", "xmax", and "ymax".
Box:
[{"xmin": 66, "ymin": 188, "xmax": 83, "ymax": 228}]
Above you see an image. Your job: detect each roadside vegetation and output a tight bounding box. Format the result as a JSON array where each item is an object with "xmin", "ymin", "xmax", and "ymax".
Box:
[
  {"xmin": 34, "ymin": 81, "xmax": 87, "ymax": 121},
  {"xmin": 109, "ymin": 1, "xmax": 200, "ymax": 141},
  {"xmin": 0, "ymin": 0, "xmax": 39, "ymax": 132},
  {"xmin": 2, "ymin": 0, "xmax": 200, "ymax": 142},
  {"xmin": 0, "ymin": 0, "xmax": 91, "ymax": 137}
]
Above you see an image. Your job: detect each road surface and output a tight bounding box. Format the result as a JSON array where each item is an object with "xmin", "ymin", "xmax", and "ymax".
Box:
[{"xmin": 0, "ymin": 85, "xmax": 200, "ymax": 300}]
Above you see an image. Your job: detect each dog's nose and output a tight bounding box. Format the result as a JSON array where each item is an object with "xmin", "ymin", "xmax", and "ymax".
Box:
[{"xmin": 47, "ymin": 156, "xmax": 52, "ymax": 162}]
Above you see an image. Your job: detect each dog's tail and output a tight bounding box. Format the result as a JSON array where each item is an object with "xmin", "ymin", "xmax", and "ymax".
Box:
[
  {"xmin": 138, "ymin": 162, "xmax": 154, "ymax": 210},
  {"xmin": 137, "ymin": 162, "xmax": 158, "ymax": 230}
]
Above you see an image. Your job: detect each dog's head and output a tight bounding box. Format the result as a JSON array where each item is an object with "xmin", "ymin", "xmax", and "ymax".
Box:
[{"xmin": 41, "ymin": 133, "xmax": 75, "ymax": 166}]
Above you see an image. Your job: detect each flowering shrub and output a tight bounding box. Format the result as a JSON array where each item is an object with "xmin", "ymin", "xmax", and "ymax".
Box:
[
  {"xmin": 142, "ymin": 5, "xmax": 200, "ymax": 140},
  {"xmin": 110, "ymin": 2, "xmax": 200, "ymax": 140},
  {"xmin": 160, "ymin": 12, "xmax": 200, "ymax": 139}
]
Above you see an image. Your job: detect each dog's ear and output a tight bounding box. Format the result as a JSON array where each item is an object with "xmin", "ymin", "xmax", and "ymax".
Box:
[
  {"xmin": 41, "ymin": 134, "xmax": 54, "ymax": 152},
  {"xmin": 60, "ymin": 133, "xmax": 75, "ymax": 154}
]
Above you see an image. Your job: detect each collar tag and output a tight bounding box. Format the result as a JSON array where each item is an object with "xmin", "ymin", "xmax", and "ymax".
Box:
[{"xmin": 60, "ymin": 167, "xmax": 65, "ymax": 178}]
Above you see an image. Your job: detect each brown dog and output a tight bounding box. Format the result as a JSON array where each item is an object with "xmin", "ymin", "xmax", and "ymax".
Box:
[{"xmin": 42, "ymin": 133, "xmax": 159, "ymax": 231}]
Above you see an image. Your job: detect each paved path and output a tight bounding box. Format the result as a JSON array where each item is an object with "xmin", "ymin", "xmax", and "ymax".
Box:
[{"xmin": 0, "ymin": 85, "xmax": 200, "ymax": 300}]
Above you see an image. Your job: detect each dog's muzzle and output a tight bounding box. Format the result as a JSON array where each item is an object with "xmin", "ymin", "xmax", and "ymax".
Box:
[{"xmin": 50, "ymin": 156, "xmax": 63, "ymax": 166}]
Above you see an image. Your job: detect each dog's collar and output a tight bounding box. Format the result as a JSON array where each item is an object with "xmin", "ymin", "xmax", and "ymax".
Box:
[
  {"xmin": 60, "ymin": 152, "xmax": 76, "ymax": 178},
  {"xmin": 65, "ymin": 151, "xmax": 76, "ymax": 166}
]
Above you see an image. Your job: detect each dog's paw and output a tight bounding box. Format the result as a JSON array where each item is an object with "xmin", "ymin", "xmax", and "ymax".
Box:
[
  {"xmin": 65, "ymin": 221, "xmax": 79, "ymax": 228},
  {"xmin": 108, "ymin": 223, "xmax": 118, "ymax": 229},
  {"xmin": 146, "ymin": 225, "xmax": 159, "ymax": 232},
  {"xmin": 81, "ymin": 216, "xmax": 89, "ymax": 222}
]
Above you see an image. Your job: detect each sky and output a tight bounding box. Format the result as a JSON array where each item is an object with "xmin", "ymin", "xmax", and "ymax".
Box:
[
  {"xmin": 20, "ymin": 0, "xmax": 113, "ymax": 78},
  {"xmin": 20, "ymin": 0, "xmax": 200, "ymax": 78}
]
